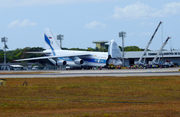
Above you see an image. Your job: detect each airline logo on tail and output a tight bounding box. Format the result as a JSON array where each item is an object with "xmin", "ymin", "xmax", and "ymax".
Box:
[
  {"xmin": 44, "ymin": 28, "xmax": 62, "ymax": 52},
  {"xmin": 44, "ymin": 34, "xmax": 56, "ymax": 55}
]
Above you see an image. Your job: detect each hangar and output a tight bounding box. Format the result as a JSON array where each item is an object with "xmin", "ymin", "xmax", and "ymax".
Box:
[{"xmin": 124, "ymin": 50, "xmax": 180, "ymax": 66}]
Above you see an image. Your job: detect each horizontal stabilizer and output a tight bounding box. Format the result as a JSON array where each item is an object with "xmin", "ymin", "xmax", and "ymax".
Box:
[{"xmin": 108, "ymin": 40, "xmax": 122, "ymax": 58}]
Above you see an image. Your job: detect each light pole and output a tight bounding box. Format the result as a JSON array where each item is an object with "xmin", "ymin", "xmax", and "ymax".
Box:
[
  {"xmin": 1, "ymin": 37, "xmax": 8, "ymax": 70},
  {"xmin": 57, "ymin": 34, "xmax": 64, "ymax": 49},
  {"xmin": 119, "ymin": 31, "xmax": 126, "ymax": 67}
]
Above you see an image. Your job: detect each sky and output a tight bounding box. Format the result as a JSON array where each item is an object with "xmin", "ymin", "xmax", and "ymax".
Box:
[{"xmin": 0, "ymin": 0, "xmax": 180, "ymax": 51}]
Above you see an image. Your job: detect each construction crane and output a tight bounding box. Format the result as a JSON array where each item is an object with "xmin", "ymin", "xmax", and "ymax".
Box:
[
  {"xmin": 135, "ymin": 21, "xmax": 162, "ymax": 65},
  {"xmin": 149, "ymin": 37, "xmax": 171, "ymax": 65}
]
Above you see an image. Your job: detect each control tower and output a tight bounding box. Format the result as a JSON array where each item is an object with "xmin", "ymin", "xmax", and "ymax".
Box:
[{"xmin": 92, "ymin": 41, "xmax": 108, "ymax": 49}]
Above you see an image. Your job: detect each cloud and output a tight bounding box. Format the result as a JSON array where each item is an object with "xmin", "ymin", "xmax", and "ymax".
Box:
[
  {"xmin": 8, "ymin": 20, "xmax": 20, "ymax": 27},
  {"xmin": 111, "ymin": 2, "xmax": 180, "ymax": 20},
  {"xmin": 158, "ymin": 2, "xmax": 180, "ymax": 17},
  {"xmin": 85, "ymin": 21, "xmax": 106, "ymax": 29},
  {"xmin": 8, "ymin": 19, "xmax": 36, "ymax": 27},
  {"xmin": 0, "ymin": 0, "xmax": 118, "ymax": 7},
  {"xmin": 112, "ymin": 2, "xmax": 156, "ymax": 20}
]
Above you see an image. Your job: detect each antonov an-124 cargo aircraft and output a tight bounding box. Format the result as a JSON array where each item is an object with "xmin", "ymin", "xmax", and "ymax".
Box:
[{"xmin": 15, "ymin": 28, "xmax": 122, "ymax": 68}]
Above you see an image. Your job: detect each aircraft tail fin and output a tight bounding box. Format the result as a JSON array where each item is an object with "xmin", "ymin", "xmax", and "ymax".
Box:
[
  {"xmin": 108, "ymin": 40, "xmax": 122, "ymax": 59},
  {"xmin": 44, "ymin": 28, "xmax": 61, "ymax": 55}
]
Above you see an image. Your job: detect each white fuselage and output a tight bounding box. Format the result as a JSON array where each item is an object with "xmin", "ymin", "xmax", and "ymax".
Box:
[{"xmin": 45, "ymin": 49, "xmax": 108, "ymax": 67}]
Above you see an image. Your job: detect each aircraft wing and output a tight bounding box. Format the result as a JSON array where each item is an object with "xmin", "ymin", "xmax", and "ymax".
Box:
[
  {"xmin": 14, "ymin": 56, "xmax": 54, "ymax": 61},
  {"xmin": 24, "ymin": 52, "xmax": 51, "ymax": 54},
  {"xmin": 14, "ymin": 53, "xmax": 91, "ymax": 62}
]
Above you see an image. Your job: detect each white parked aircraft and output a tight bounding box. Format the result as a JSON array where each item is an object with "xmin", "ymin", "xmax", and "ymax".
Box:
[{"xmin": 15, "ymin": 28, "xmax": 122, "ymax": 68}]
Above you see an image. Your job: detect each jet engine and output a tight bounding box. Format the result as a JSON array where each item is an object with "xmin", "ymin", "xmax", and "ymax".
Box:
[
  {"xmin": 48, "ymin": 58, "xmax": 66, "ymax": 66},
  {"xmin": 71, "ymin": 57, "xmax": 84, "ymax": 65},
  {"xmin": 57, "ymin": 59, "xmax": 67, "ymax": 66}
]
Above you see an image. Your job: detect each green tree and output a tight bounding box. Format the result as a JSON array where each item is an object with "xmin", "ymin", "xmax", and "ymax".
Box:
[{"xmin": 0, "ymin": 47, "xmax": 45, "ymax": 63}]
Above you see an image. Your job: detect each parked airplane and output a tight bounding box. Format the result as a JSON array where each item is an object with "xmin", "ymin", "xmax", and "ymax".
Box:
[{"xmin": 14, "ymin": 28, "xmax": 122, "ymax": 68}]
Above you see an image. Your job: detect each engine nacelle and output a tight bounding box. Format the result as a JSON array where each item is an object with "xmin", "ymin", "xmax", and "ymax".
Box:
[
  {"xmin": 70, "ymin": 57, "xmax": 84, "ymax": 65},
  {"xmin": 57, "ymin": 59, "xmax": 67, "ymax": 66},
  {"xmin": 74, "ymin": 58, "xmax": 84, "ymax": 65},
  {"xmin": 48, "ymin": 58, "xmax": 66, "ymax": 66},
  {"xmin": 106, "ymin": 58, "xmax": 122, "ymax": 66}
]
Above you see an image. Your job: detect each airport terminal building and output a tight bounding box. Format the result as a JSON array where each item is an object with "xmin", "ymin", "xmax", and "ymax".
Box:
[{"xmin": 124, "ymin": 50, "xmax": 180, "ymax": 66}]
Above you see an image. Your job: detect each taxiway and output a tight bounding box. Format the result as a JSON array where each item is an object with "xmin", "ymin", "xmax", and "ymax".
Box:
[{"xmin": 0, "ymin": 68, "xmax": 180, "ymax": 78}]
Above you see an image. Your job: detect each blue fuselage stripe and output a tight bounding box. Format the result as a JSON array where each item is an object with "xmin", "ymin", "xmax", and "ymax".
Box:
[{"xmin": 60, "ymin": 57, "xmax": 106, "ymax": 63}]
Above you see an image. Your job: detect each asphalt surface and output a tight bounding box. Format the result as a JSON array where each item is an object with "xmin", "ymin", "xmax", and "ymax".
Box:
[{"xmin": 0, "ymin": 68, "xmax": 180, "ymax": 78}]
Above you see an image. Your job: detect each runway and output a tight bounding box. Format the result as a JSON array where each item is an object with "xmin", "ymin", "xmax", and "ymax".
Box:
[{"xmin": 0, "ymin": 68, "xmax": 180, "ymax": 78}]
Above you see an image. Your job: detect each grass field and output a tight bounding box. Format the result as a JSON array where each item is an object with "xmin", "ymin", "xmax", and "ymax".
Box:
[{"xmin": 0, "ymin": 76, "xmax": 180, "ymax": 117}]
